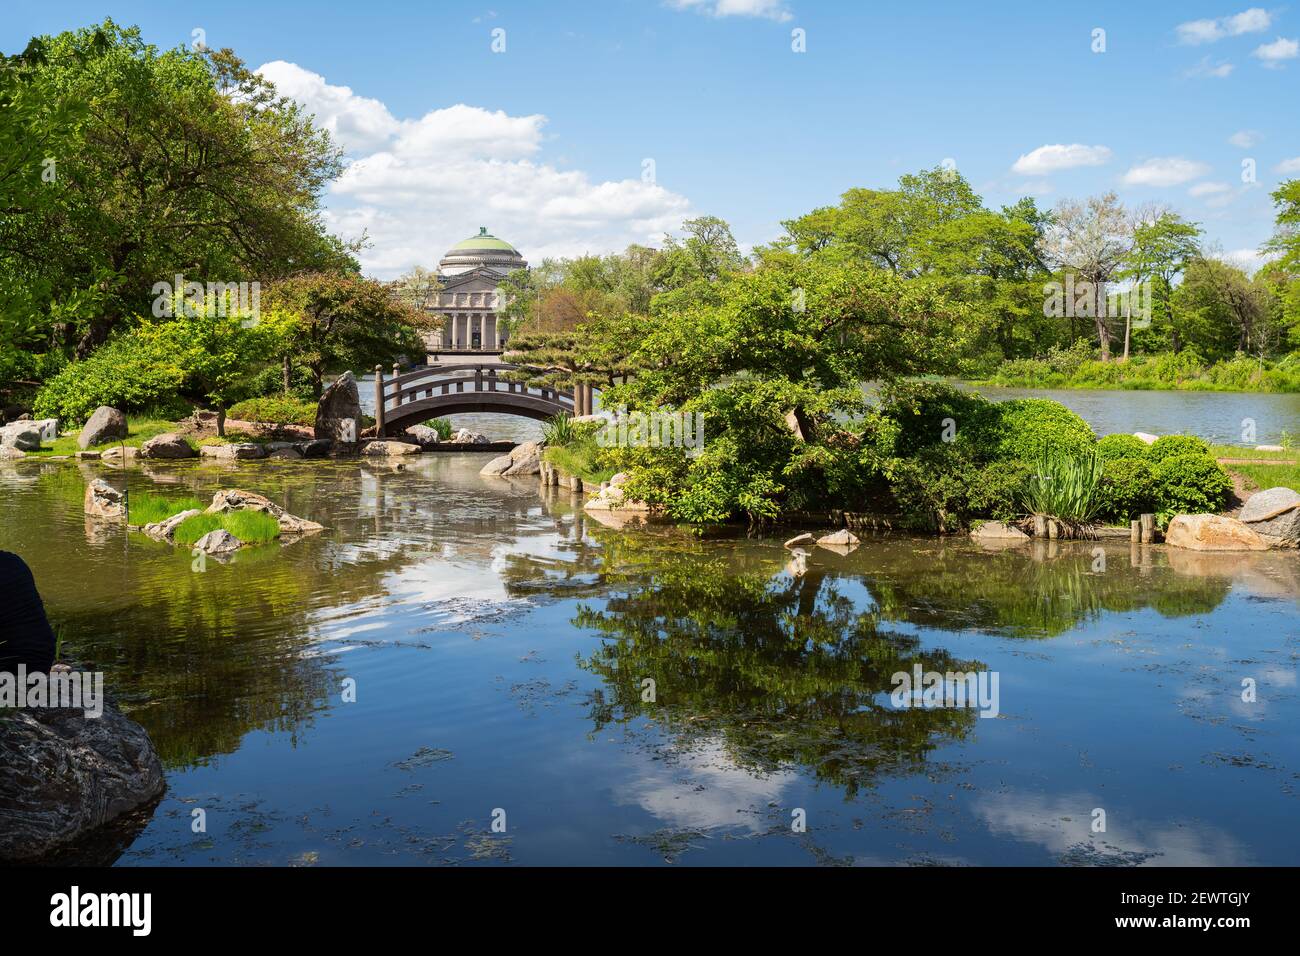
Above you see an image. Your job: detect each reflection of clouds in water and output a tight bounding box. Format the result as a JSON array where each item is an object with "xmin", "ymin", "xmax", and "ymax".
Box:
[
  {"xmin": 614, "ymin": 738, "xmax": 798, "ymax": 833},
  {"xmin": 975, "ymin": 791, "xmax": 1249, "ymax": 865}
]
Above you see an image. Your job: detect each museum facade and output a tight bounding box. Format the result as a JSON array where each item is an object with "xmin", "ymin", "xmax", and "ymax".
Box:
[{"xmin": 424, "ymin": 227, "xmax": 527, "ymax": 358}]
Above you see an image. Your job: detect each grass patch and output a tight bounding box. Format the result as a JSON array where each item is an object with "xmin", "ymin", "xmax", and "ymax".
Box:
[
  {"xmin": 129, "ymin": 492, "xmax": 204, "ymax": 525},
  {"xmin": 421, "ymin": 418, "xmax": 453, "ymax": 440},
  {"xmin": 1207, "ymin": 443, "xmax": 1296, "ymax": 461},
  {"xmin": 172, "ymin": 509, "xmax": 280, "ymax": 547},
  {"xmin": 1230, "ymin": 463, "xmax": 1300, "ymax": 494},
  {"xmin": 544, "ymin": 443, "xmax": 617, "ymax": 486},
  {"xmin": 30, "ymin": 417, "xmax": 179, "ymax": 456}
]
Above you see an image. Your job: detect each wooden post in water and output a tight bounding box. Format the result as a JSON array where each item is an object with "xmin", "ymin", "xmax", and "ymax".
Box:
[
  {"xmin": 1130, "ymin": 519, "xmax": 1141, "ymax": 543},
  {"xmin": 374, "ymin": 365, "xmax": 385, "ymax": 436},
  {"xmin": 1140, "ymin": 513, "xmax": 1155, "ymax": 544},
  {"xmin": 1033, "ymin": 515, "xmax": 1048, "ymax": 538}
]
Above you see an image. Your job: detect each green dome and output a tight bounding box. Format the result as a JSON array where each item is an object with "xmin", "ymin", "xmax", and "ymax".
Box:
[{"xmin": 449, "ymin": 227, "xmax": 517, "ymax": 252}]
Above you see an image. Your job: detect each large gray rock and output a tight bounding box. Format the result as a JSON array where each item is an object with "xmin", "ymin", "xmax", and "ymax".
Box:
[
  {"xmin": 315, "ymin": 371, "xmax": 362, "ymax": 442},
  {"xmin": 971, "ymin": 520, "xmax": 1029, "ymax": 541},
  {"xmin": 199, "ymin": 442, "xmax": 266, "ymax": 460},
  {"xmin": 295, "ymin": 439, "xmax": 332, "ymax": 459},
  {"xmin": 79, "ymin": 407, "xmax": 128, "ymax": 449},
  {"xmin": 0, "ymin": 693, "xmax": 165, "ymax": 861},
  {"xmin": 83, "ymin": 479, "xmax": 126, "ymax": 520},
  {"xmin": 480, "ymin": 454, "xmax": 513, "ymax": 476},
  {"xmin": 142, "ymin": 508, "xmax": 202, "ymax": 543},
  {"xmin": 481, "ymin": 440, "xmax": 544, "ymax": 477},
  {"xmin": 139, "ymin": 433, "xmax": 196, "ymax": 459},
  {"xmin": 449, "ymin": 428, "xmax": 490, "ymax": 445},
  {"xmin": 405, "ymin": 424, "xmax": 442, "ymax": 448},
  {"xmin": 205, "ymin": 488, "xmax": 322, "ymax": 535},
  {"xmin": 1239, "ymin": 487, "xmax": 1300, "ymax": 547},
  {"xmin": 0, "ymin": 422, "xmax": 42, "ymax": 451},
  {"xmin": 1166, "ymin": 514, "xmax": 1270, "ymax": 552},
  {"xmin": 193, "ymin": 529, "xmax": 242, "ymax": 554},
  {"xmin": 363, "ymin": 440, "xmax": 421, "ymax": 457}
]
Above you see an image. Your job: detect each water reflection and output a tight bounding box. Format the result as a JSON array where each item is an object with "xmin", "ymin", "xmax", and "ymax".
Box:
[{"xmin": 2, "ymin": 454, "xmax": 1297, "ymax": 865}]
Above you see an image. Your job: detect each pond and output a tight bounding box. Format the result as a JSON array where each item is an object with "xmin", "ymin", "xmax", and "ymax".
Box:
[{"xmin": 1, "ymin": 454, "xmax": 1297, "ymax": 865}]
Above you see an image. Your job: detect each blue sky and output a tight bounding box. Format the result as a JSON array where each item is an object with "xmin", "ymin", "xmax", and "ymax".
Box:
[{"xmin": 5, "ymin": 1, "xmax": 1298, "ymax": 277}]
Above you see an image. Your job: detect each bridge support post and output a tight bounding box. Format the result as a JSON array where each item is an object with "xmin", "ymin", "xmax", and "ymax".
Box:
[{"xmin": 374, "ymin": 365, "xmax": 386, "ymax": 436}]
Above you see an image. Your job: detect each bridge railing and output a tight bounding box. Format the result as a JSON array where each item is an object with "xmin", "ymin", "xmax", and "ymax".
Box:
[{"xmin": 372, "ymin": 362, "xmax": 574, "ymax": 430}]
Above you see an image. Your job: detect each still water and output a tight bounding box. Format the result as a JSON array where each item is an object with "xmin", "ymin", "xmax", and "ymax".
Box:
[{"xmin": 1, "ymin": 452, "xmax": 1297, "ymax": 866}]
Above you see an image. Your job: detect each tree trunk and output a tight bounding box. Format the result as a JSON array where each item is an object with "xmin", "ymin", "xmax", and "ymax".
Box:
[
  {"xmin": 282, "ymin": 355, "xmax": 292, "ymax": 395},
  {"xmin": 1096, "ymin": 313, "xmax": 1111, "ymax": 362},
  {"xmin": 216, "ymin": 404, "xmax": 227, "ymax": 438},
  {"xmin": 1121, "ymin": 313, "xmax": 1131, "ymax": 362}
]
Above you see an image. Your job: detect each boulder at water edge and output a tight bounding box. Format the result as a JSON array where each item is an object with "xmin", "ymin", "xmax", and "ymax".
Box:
[
  {"xmin": 405, "ymin": 424, "xmax": 442, "ymax": 448},
  {"xmin": 480, "ymin": 440, "xmax": 543, "ymax": 477},
  {"xmin": 315, "ymin": 371, "xmax": 362, "ymax": 442},
  {"xmin": 363, "ymin": 440, "xmax": 421, "ymax": 457},
  {"xmin": 971, "ymin": 520, "xmax": 1029, "ymax": 541},
  {"xmin": 784, "ymin": 532, "xmax": 816, "ymax": 549},
  {"xmin": 0, "ymin": 422, "xmax": 42, "ymax": 451},
  {"xmin": 0, "ymin": 693, "xmax": 165, "ymax": 862},
  {"xmin": 83, "ymin": 479, "xmax": 126, "ymax": 520},
  {"xmin": 139, "ymin": 433, "xmax": 196, "ymax": 459},
  {"xmin": 79, "ymin": 406, "xmax": 128, "ymax": 448},
  {"xmin": 1165, "ymin": 514, "xmax": 1270, "ymax": 552},
  {"xmin": 193, "ymin": 529, "xmax": 242, "ymax": 554},
  {"xmin": 1238, "ymin": 487, "xmax": 1300, "ymax": 547},
  {"xmin": 206, "ymin": 488, "xmax": 324, "ymax": 534}
]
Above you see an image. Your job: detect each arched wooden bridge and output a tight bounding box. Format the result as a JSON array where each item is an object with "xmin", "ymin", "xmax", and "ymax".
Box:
[{"xmin": 375, "ymin": 363, "xmax": 590, "ymax": 436}]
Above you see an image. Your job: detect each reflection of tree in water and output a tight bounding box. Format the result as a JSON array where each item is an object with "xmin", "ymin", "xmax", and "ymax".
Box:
[
  {"xmin": 865, "ymin": 542, "xmax": 1232, "ymax": 638},
  {"xmin": 504, "ymin": 530, "xmax": 984, "ymax": 798}
]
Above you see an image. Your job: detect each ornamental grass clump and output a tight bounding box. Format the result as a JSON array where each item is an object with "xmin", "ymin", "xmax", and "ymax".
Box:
[
  {"xmin": 172, "ymin": 510, "xmax": 280, "ymax": 547},
  {"xmin": 1018, "ymin": 448, "xmax": 1105, "ymax": 529}
]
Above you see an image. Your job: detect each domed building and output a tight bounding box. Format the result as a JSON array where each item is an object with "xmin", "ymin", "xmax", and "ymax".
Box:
[{"xmin": 426, "ymin": 227, "xmax": 528, "ymax": 357}]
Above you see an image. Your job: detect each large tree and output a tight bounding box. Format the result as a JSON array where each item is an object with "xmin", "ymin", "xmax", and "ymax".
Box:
[
  {"xmin": 1042, "ymin": 192, "xmax": 1132, "ymax": 361},
  {"xmin": 0, "ymin": 20, "xmax": 352, "ymax": 364}
]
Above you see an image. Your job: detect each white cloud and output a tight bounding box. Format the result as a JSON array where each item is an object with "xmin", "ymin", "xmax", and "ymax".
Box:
[
  {"xmin": 1011, "ymin": 144, "xmax": 1112, "ymax": 176},
  {"xmin": 1227, "ymin": 129, "xmax": 1260, "ymax": 148},
  {"xmin": 1253, "ymin": 36, "xmax": 1299, "ymax": 65},
  {"xmin": 256, "ymin": 62, "xmax": 694, "ymax": 279},
  {"xmin": 1176, "ymin": 8, "xmax": 1272, "ymax": 44},
  {"xmin": 257, "ymin": 61, "xmax": 399, "ymax": 155},
  {"xmin": 1213, "ymin": 247, "xmax": 1273, "ymax": 273},
  {"xmin": 1184, "ymin": 56, "xmax": 1235, "ymax": 78},
  {"xmin": 1276, "ymin": 156, "xmax": 1300, "ymax": 174},
  {"xmin": 667, "ymin": 0, "xmax": 793, "ymax": 22},
  {"xmin": 1121, "ymin": 157, "xmax": 1211, "ymax": 187},
  {"xmin": 1189, "ymin": 181, "xmax": 1233, "ymax": 197}
]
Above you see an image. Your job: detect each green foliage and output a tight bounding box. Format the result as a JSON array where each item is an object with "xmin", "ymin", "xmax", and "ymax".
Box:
[
  {"xmin": 1096, "ymin": 457, "xmax": 1157, "ymax": 521},
  {"xmin": 1018, "ymin": 449, "xmax": 1105, "ymax": 523},
  {"xmin": 883, "ymin": 445, "xmax": 1028, "ymax": 531},
  {"xmin": 421, "ymin": 417, "xmax": 453, "ymax": 440},
  {"xmin": 1152, "ymin": 454, "xmax": 1233, "ymax": 515},
  {"xmin": 227, "ymin": 396, "xmax": 316, "ymax": 426},
  {"xmin": 1147, "ymin": 434, "xmax": 1211, "ymax": 462},
  {"xmin": 172, "ymin": 509, "xmax": 280, "ymax": 547},
  {"xmin": 128, "ymin": 492, "xmax": 203, "ymax": 526},
  {"xmin": 995, "ymin": 399, "xmax": 1097, "ymax": 462},
  {"xmin": 33, "ymin": 334, "xmax": 188, "ymax": 423},
  {"xmin": 1096, "ymin": 433, "xmax": 1149, "ymax": 461},
  {"xmin": 541, "ymin": 412, "xmax": 578, "ymax": 447}
]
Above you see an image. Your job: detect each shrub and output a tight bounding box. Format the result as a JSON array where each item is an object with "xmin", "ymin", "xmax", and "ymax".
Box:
[
  {"xmin": 1096, "ymin": 457, "xmax": 1157, "ymax": 521},
  {"xmin": 1147, "ymin": 434, "xmax": 1211, "ymax": 462},
  {"xmin": 34, "ymin": 334, "xmax": 188, "ymax": 424},
  {"xmin": 1152, "ymin": 454, "xmax": 1233, "ymax": 515},
  {"xmin": 884, "ymin": 445, "xmax": 1029, "ymax": 531},
  {"xmin": 1018, "ymin": 449, "xmax": 1104, "ymax": 523},
  {"xmin": 995, "ymin": 399, "xmax": 1096, "ymax": 462},
  {"xmin": 877, "ymin": 382, "xmax": 1004, "ymax": 460},
  {"xmin": 421, "ymin": 417, "xmax": 453, "ymax": 440},
  {"xmin": 227, "ymin": 396, "xmax": 317, "ymax": 426},
  {"xmin": 1095, "ymin": 433, "xmax": 1149, "ymax": 461}
]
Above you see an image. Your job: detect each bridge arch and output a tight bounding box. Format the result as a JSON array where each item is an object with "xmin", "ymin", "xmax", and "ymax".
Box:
[{"xmin": 376, "ymin": 363, "xmax": 576, "ymax": 436}]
